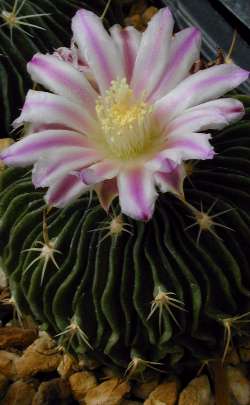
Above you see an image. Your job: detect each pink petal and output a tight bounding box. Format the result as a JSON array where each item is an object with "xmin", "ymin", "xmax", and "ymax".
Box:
[
  {"xmin": 45, "ymin": 174, "xmax": 90, "ymax": 208},
  {"xmin": 167, "ymin": 98, "xmax": 245, "ymax": 135},
  {"xmin": 0, "ymin": 130, "xmax": 94, "ymax": 166},
  {"xmin": 149, "ymin": 27, "xmax": 201, "ymax": 101},
  {"xmin": 28, "ymin": 53, "xmax": 98, "ymax": 115},
  {"xmin": 13, "ymin": 90, "xmax": 97, "ymax": 135},
  {"xmin": 117, "ymin": 168, "xmax": 158, "ymax": 221},
  {"xmin": 154, "ymin": 64, "xmax": 249, "ymax": 126},
  {"xmin": 32, "ymin": 147, "xmax": 100, "ymax": 187},
  {"xmin": 72, "ymin": 9, "xmax": 125, "ymax": 94},
  {"xmin": 161, "ymin": 132, "xmax": 215, "ymax": 163},
  {"xmin": 80, "ymin": 160, "xmax": 118, "ymax": 185},
  {"xmin": 155, "ymin": 163, "xmax": 186, "ymax": 195},
  {"xmin": 131, "ymin": 7, "xmax": 174, "ymax": 98},
  {"xmin": 110, "ymin": 24, "xmax": 141, "ymax": 83},
  {"xmin": 95, "ymin": 178, "xmax": 118, "ymax": 212}
]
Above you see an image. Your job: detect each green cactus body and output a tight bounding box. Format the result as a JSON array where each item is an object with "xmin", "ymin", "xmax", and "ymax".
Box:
[{"xmin": 1, "ymin": 97, "xmax": 250, "ymax": 374}]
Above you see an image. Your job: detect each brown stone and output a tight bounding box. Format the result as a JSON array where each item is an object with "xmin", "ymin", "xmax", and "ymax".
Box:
[
  {"xmin": 69, "ymin": 371, "xmax": 97, "ymax": 402},
  {"xmin": 124, "ymin": 15, "xmax": 145, "ymax": 31},
  {"xmin": 57, "ymin": 353, "xmax": 79, "ymax": 379},
  {"xmin": 84, "ymin": 378, "xmax": 130, "ymax": 405},
  {"xmin": 0, "ymin": 350, "xmax": 19, "ymax": 380},
  {"xmin": 142, "ymin": 7, "xmax": 158, "ymax": 24},
  {"xmin": 144, "ymin": 378, "xmax": 179, "ymax": 405},
  {"xmin": 133, "ymin": 377, "xmax": 160, "ymax": 400},
  {"xmin": 0, "ymin": 326, "xmax": 38, "ymax": 350},
  {"xmin": 3, "ymin": 380, "xmax": 36, "ymax": 405},
  {"xmin": 226, "ymin": 366, "xmax": 250, "ymax": 405},
  {"xmin": 178, "ymin": 375, "xmax": 214, "ymax": 405},
  {"xmin": 0, "ymin": 372, "xmax": 8, "ymax": 393},
  {"xmin": 32, "ymin": 378, "xmax": 71, "ymax": 405},
  {"xmin": 15, "ymin": 334, "xmax": 62, "ymax": 378}
]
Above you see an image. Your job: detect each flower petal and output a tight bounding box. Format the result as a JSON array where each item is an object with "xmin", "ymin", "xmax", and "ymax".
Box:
[
  {"xmin": 80, "ymin": 160, "xmax": 118, "ymax": 185},
  {"xmin": 154, "ymin": 64, "xmax": 249, "ymax": 125},
  {"xmin": 149, "ymin": 27, "xmax": 201, "ymax": 101},
  {"xmin": 28, "ymin": 53, "xmax": 98, "ymax": 115},
  {"xmin": 110, "ymin": 24, "xmax": 141, "ymax": 83},
  {"xmin": 167, "ymin": 98, "xmax": 245, "ymax": 135},
  {"xmin": 32, "ymin": 147, "xmax": 99, "ymax": 188},
  {"xmin": 161, "ymin": 132, "xmax": 215, "ymax": 163},
  {"xmin": 155, "ymin": 163, "xmax": 186, "ymax": 195},
  {"xmin": 13, "ymin": 90, "xmax": 97, "ymax": 134},
  {"xmin": 72, "ymin": 9, "xmax": 125, "ymax": 94},
  {"xmin": 45, "ymin": 174, "xmax": 89, "ymax": 208},
  {"xmin": 131, "ymin": 7, "xmax": 174, "ymax": 98},
  {"xmin": 117, "ymin": 168, "xmax": 157, "ymax": 221},
  {"xmin": 95, "ymin": 178, "xmax": 118, "ymax": 212},
  {"xmin": 0, "ymin": 130, "xmax": 95, "ymax": 166}
]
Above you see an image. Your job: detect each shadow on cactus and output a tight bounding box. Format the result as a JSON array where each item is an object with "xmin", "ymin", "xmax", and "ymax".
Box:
[{"xmin": 0, "ymin": 4, "xmax": 250, "ymax": 378}]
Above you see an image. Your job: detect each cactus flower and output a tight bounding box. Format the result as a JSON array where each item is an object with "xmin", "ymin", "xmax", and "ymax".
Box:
[{"xmin": 1, "ymin": 7, "xmax": 248, "ymax": 220}]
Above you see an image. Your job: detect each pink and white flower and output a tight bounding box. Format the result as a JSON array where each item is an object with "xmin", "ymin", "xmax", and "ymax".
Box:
[{"xmin": 1, "ymin": 7, "xmax": 248, "ymax": 220}]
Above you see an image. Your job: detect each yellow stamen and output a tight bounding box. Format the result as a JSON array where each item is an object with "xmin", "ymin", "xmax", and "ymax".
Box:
[{"xmin": 95, "ymin": 78, "xmax": 162, "ymax": 162}]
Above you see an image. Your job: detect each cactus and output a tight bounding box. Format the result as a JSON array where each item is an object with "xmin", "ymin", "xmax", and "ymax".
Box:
[
  {"xmin": 0, "ymin": 0, "xmax": 127, "ymax": 138},
  {"xmin": 1, "ymin": 95, "xmax": 250, "ymax": 374}
]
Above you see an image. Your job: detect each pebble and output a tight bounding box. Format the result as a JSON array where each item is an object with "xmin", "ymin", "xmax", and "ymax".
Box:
[
  {"xmin": 178, "ymin": 375, "xmax": 214, "ymax": 405},
  {"xmin": 0, "ymin": 350, "xmax": 19, "ymax": 380},
  {"xmin": 0, "ymin": 326, "xmax": 38, "ymax": 350},
  {"xmin": 226, "ymin": 366, "xmax": 250, "ymax": 405},
  {"xmin": 142, "ymin": 6, "xmax": 158, "ymax": 24},
  {"xmin": 84, "ymin": 377, "xmax": 130, "ymax": 405},
  {"xmin": 0, "ymin": 372, "xmax": 8, "ymax": 393},
  {"xmin": 144, "ymin": 377, "xmax": 179, "ymax": 405},
  {"xmin": 69, "ymin": 371, "xmax": 97, "ymax": 402},
  {"xmin": 32, "ymin": 378, "xmax": 71, "ymax": 405},
  {"xmin": 2, "ymin": 380, "xmax": 37, "ymax": 405},
  {"xmin": 133, "ymin": 377, "xmax": 160, "ymax": 400},
  {"xmin": 57, "ymin": 353, "xmax": 79, "ymax": 379},
  {"xmin": 15, "ymin": 335, "xmax": 61, "ymax": 378}
]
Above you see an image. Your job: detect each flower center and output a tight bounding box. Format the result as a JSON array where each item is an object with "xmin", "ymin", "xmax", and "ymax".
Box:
[{"xmin": 95, "ymin": 79, "xmax": 162, "ymax": 162}]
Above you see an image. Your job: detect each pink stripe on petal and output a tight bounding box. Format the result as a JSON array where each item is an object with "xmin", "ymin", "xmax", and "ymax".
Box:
[
  {"xmin": 154, "ymin": 64, "xmax": 249, "ymax": 125},
  {"xmin": 150, "ymin": 27, "xmax": 201, "ymax": 101},
  {"xmin": 155, "ymin": 163, "xmax": 186, "ymax": 195},
  {"xmin": 110, "ymin": 25, "xmax": 141, "ymax": 83},
  {"xmin": 32, "ymin": 147, "xmax": 99, "ymax": 187},
  {"xmin": 45, "ymin": 174, "xmax": 89, "ymax": 208},
  {"xmin": 80, "ymin": 160, "xmax": 118, "ymax": 185},
  {"xmin": 160, "ymin": 133, "xmax": 214, "ymax": 163},
  {"xmin": 117, "ymin": 168, "xmax": 157, "ymax": 221},
  {"xmin": 167, "ymin": 98, "xmax": 245, "ymax": 135},
  {"xmin": 28, "ymin": 54, "xmax": 98, "ymax": 114},
  {"xmin": 72, "ymin": 9, "xmax": 124, "ymax": 94},
  {"xmin": 132, "ymin": 7, "xmax": 174, "ymax": 98},
  {"xmin": 14, "ymin": 90, "xmax": 97, "ymax": 135},
  {"xmin": 0, "ymin": 130, "xmax": 95, "ymax": 166}
]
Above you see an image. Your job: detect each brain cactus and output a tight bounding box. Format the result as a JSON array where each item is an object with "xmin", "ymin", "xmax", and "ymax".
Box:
[{"xmin": 0, "ymin": 2, "xmax": 250, "ymax": 378}]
